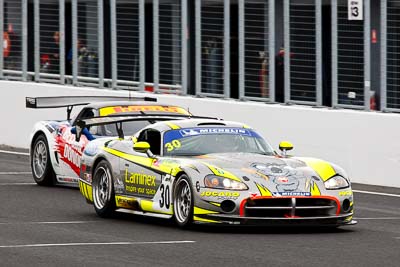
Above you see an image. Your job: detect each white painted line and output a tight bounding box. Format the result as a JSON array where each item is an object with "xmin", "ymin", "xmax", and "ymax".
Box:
[
  {"xmin": 0, "ymin": 240, "xmax": 196, "ymax": 248},
  {"xmin": 0, "ymin": 172, "xmax": 31, "ymax": 175},
  {"xmin": 355, "ymin": 217, "xmax": 400, "ymax": 220},
  {"xmin": 0, "ymin": 221, "xmax": 98, "ymax": 225},
  {"xmin": 0, "ymin": 183, "xmax": 36, "ymax": 186},
  {"xmin": 353, "ymin": 190, "xmax": 400, "ymax": 198},
  {"xmin": 0, "ymin": 150, "xmax": 29, "ymax": 156}
]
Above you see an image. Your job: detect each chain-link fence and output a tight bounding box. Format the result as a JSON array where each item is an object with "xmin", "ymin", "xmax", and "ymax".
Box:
[
  {"xmin": 289, "ymin": 1, "xmax": 317, "ymax": 104},
  {"xmin": 335, "ymin": 0, "xmax": 365, "ymax": 108},
  {"xmin": 2, "ymin": 0, "xmax": 24, "ymax": 78},
  {"xmin": 39, "ymin": 1, "xmax": 60, "ymax": 76},
  {"xmin": 156, "ymin": 0, "xmax": 182, "ymax": 93},
  {"xmin": 75, "ymin": 0, "xmax": 101, "ymax": 84},
  {"xmin": 196, "ymin": 0, "xmax": 226, "ymax": 97},
  {"xmin": 385, "ymin": 0, "xmax": 400, "ymax": 110},
  {"xmin": 241, "ymin": 0, "xmax": 271, "ymax": 100},
  {"xmin": 114, "ymin": 0, "xmax": 140, "ymax": 88}
]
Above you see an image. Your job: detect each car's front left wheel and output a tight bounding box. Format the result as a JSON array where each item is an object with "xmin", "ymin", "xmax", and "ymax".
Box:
[{"xmin": 92, "ymin": 160, "xmax": 116, "ymax": 218}]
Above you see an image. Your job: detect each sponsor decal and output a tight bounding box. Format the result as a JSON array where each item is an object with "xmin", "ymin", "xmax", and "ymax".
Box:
[
  {"xmin": 116, "ymin": 196, "xmax": 137, "ymax": 209},
  {"xmin": 125, "ymin": 170, "xmax": 156, "ymax": 186},
  {"xmin": 124, "ymin": 169, "xmax": 157, "ymax": 195},
  {"xmin": 99, "ymin": 105, "xmax": 190, "ymax": 116},
  {"xmin": 200, "ymin": 191, "xmax": 240, "ymax": 200},
  {"xmin": 273, "ymin": 192, "xmax": 311, "ymax": 197},
  {"xmin": 339, "ymin": 190, "xmax": 353, "ymax": 196},
  {"xmin": 180, "ymin": 128, "xmax": 251, "ymax": 137},
  {"xmin": 54, "ymin": 126, "xmax": 88, "ymax": 176},
  {"xmin": 164, "ymin": 127, "xmax": 261, "ymax": 144}
]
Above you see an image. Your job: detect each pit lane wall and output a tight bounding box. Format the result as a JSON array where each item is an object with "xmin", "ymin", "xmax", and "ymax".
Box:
[{"xmin": 1, "ymin": 80, "xmax": 399, "ymax": 188}]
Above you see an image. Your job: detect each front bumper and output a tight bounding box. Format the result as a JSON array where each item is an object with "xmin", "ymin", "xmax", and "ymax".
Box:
[{"xmin": 194, "ymin": 213, "xmax": 356, "ymax": 226}]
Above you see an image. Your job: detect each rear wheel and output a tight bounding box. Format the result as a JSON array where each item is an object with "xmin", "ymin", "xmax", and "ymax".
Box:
[
  {"xmin": 31, "ymin": 134, "xmax": 55, "ymax": 186},
  {"xmin": 92, "ymin": 160, "xmax": 116, "ymax": 217},
  {"xmin": 173, "ymin": 175, "xmax": 194, "ymax": 227}
]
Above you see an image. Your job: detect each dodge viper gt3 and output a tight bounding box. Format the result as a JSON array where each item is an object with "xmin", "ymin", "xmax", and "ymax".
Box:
[
  {"xmin": 77, "ymin": 116, "xmax": 357, "ymax": 227},
  {"xmin": 27, "ymin": 96, "xmax": 193, "ymax": 186}
]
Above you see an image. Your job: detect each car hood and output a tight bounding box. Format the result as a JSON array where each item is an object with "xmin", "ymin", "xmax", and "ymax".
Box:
[{"xmin": 183, "ymin": 153, "xmax": 339, "ymax": 196}]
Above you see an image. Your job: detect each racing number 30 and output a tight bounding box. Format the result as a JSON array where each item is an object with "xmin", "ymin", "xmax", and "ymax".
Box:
[
  {"xmin": 165, "ymin": 140, "xmax": 181, "ymax": 152},
  {"xmin": 159, "ymin": 184, "xmax": 170, "ymax": 209}
]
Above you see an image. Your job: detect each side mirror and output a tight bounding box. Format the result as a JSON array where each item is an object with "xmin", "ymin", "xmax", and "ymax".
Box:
[
  {"xmin": 133, "ymin": 141, "xmax": 156, "ymax": 158},
  {"xmin": 133, "ymin": 141, "xmax": 150, "ymax": 153},
  {"xmin": 279, "ymin": 141, "xmax": 294, "ymax": 157}
]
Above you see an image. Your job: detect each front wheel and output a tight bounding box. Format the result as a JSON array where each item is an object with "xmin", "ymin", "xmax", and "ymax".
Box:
[
  {"xmin": 173, "ymin": 175, "xmax": 194, "ymax": 227},
  {"xmin": 92, "ymin": 160, "xmax": 116, "ymax": 218},
  {"xmin": 31, "ymin": 134, "xmax": 56, "ymax": 186}
]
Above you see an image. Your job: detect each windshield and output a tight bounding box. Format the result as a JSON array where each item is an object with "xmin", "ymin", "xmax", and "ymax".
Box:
[{"xmin": 163, "ymin": 127, "xmax": 275, "ymax": 156}]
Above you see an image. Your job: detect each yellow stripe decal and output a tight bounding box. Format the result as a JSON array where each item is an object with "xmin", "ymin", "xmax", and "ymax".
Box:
[
  {"xmin": 204, "ymin": 163, "xmax": 241, "ymax": 182},
  {"xmin": 310, "ymin": 182, "xmax": 321, "ymax": 196},
  {"xmin": 193, "ymin": 216, "xmax": 220, "ymax": 223},
  {"xmin": 194, "ymin": 206, "xmax": 218, "ymax": 215},
  {"xmin": 102, "ymin": 147, "xmax": 182, "ymax": 176},
  {"xmin": 256, "ymin": 183, "xmax": 272, "ymax": 196},
  {"xmin": 298, "ymin": 157, "xmax": 336, "ymax": 181},
  {"xmin": 103, "ymin": 147, "xmax": 154, "ymax": 167},
  {"xmin": 165, "ymin": 122, "xmax": 181, "ymax": 130},
  {"xmin": 87, "ymin": 184, "xmax": 93, "ymax": 202},
  {"xmin": 209, "ymin": 202, "xmax": 221, "ymax": 207},
  {"xmin": 140, "ymin": 200, "xmax": 155, "ymax": 212},
  {"xmin": 82, "ymin": 183, "xmax": 88, "ymax": 199},
  {"xmin": 79, "ymin": 181, "xmax": 84, "ymax": 196}
]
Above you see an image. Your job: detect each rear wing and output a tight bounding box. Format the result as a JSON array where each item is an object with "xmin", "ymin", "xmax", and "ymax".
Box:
[
  {"xmin": 26, "ymin": 95, "xmax": 157, "ymax": 120},
  {"xmin": 75, "ymin": 114, "xmax": 221, "ymax": 141}
]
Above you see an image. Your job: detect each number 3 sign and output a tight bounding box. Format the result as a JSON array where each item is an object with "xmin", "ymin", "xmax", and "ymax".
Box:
[{"xmin": 348, "ymin": 0, "xmax": 363, "ymax": 20}]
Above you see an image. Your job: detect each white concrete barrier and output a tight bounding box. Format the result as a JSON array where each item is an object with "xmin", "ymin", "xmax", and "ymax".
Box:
[{"xmin": 1, "ymin": 80, "xmax": 399, "ymax": 188}]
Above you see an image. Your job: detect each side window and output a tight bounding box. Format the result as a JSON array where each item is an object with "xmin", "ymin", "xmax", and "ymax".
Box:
[
  {"xmin": 137, "ymin": 129, "xmax": 161, "ymax": 155},
  {"xmin": 75, "ymin": 108, "xmax": 98, "ymax": 135}
]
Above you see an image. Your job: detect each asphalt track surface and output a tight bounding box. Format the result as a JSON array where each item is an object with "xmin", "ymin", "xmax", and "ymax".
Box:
[{"xmin": 1, "ymin": 151, "xmax": 400, "ymax": 267}]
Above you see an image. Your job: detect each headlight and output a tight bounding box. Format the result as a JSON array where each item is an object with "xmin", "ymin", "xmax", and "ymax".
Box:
[
  {"xmin": 204, "ymin": 175, "xmax": 248, "ymax": 190},
  {"xmin": 324, "ymin": 175, "xmax": 350, "ymax": 190}
]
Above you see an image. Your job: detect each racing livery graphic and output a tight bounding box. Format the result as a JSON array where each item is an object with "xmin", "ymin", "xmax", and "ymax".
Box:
[{"xmin": 76, "ymin": 116, "xmax": 356, "ymax": 228}]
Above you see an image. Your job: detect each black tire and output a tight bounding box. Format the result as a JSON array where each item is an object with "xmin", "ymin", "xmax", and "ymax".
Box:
[
  {"xmin": 173, "ymin": 174, "xmax": 194, "ymax": 228},
  {"xmin": 92, "ymin": 160, "xmax": 116, "ymax": 218},
  {"xmin": 31, "ymin": 134, "xmax": 56, "ymax": 186}
]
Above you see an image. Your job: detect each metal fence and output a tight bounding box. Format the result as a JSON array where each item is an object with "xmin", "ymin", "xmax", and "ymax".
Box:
[
  {"xmin": 1, "ymin": 0, "xmax": 400, "ymax": 113},
  {"xmin": 1, "ymin": 0, "xmax": 25, "ymax": 80},
  {"xmin": 239, "ymin": 0, "xmax": 274, "ymax": 101},
  {"xmin": 383, "ymin": 0, "xmax": 400, "ymax": 111},
  {"xmin": 285, "ymin": 0, "xmax": 321, "ymax": 105}
]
